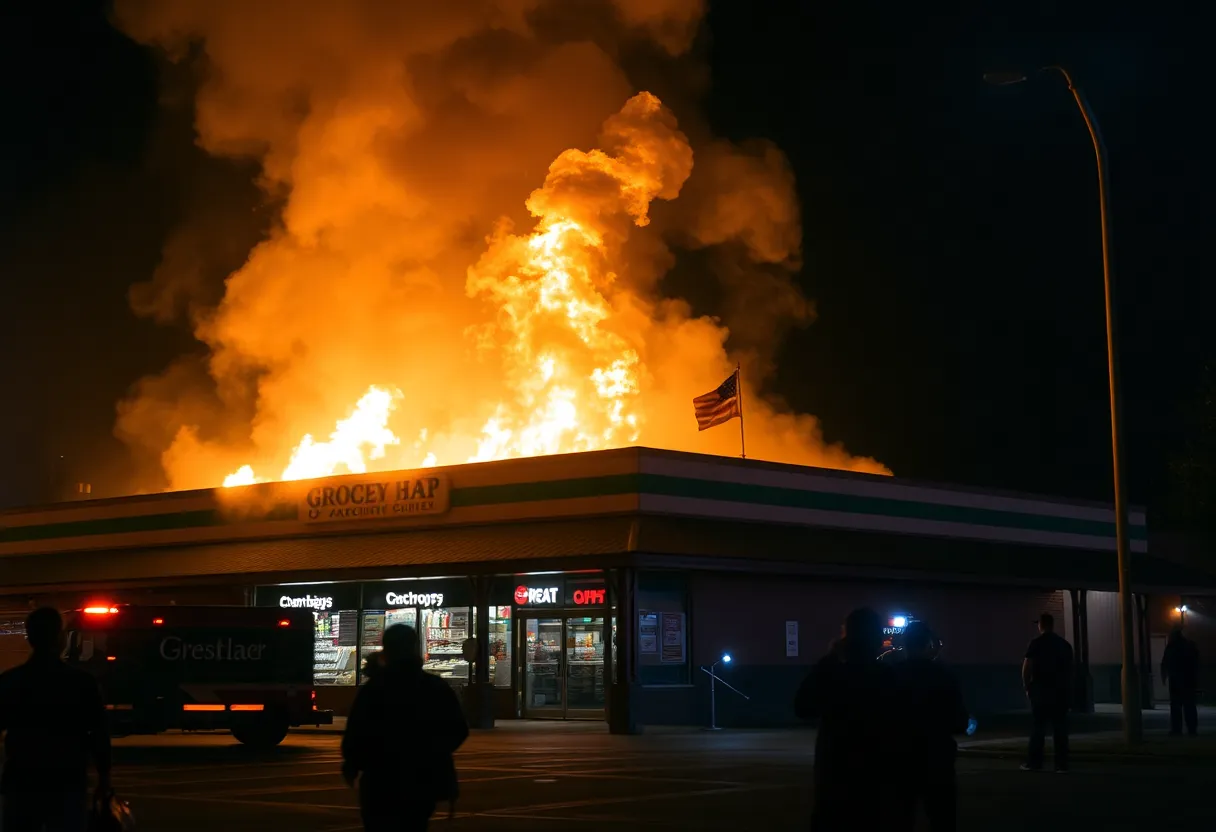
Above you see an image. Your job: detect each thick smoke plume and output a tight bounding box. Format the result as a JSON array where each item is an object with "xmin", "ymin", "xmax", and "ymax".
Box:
[{"xmin": 114, "ymin": 0, "xmax": 887, "ymax": 491}]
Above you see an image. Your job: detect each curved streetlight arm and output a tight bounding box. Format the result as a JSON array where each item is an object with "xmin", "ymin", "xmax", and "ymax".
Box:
[
  {"xmin": 699, "ymin": 666, "xmax": 750, "ymax": 700},
  {"xmin": 986, "ymin": 63, "xmax": 1140, "ymax": 743},
  {"xmin": 1047, "ymin": 65, "xmax": 1138, "ymax": 745}
]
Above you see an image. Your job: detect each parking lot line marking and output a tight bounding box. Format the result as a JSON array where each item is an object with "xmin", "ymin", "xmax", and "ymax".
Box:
[
  {"xmin": 120, "ymin": 791, "xmax": 358, "ymax": 814},
  {"xmin": 481, "ymin": 782, "xmax": 789, "ymax": 816}
]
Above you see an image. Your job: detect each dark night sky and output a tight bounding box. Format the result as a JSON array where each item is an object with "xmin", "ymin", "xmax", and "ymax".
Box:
[{"xmin": 0, "ymin": 3, "xmax": 1207, "ymax": 517}]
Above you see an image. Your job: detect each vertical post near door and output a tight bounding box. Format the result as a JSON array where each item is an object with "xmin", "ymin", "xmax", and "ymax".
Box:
[
  {"xmin": 608, "ymin": 567, "xmax": 640, "ymax": 734},
  {"xmin": 1135, "ymin": 594, "xmax": 1153, "ymax": 708},
  {"xmin": 466, "ymin": 575, "xmax": 494, "ymax": 729},
  {"xmin": 602, "ymin": 569, "xmax": 615, "ymax": 721},
  {"xmin": 1077, "ymin": 590, "xmax": 1093, "ymax": 713}
]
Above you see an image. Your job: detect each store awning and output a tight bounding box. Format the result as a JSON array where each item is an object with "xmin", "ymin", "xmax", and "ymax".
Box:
[
  {"xmin": 2, "ymin": 511, "xmax": 1212, "ymax": 595},
  {"xmin": 0, "ymin": 516, "xmax": 637, "ymax": 591},
  {"xmin": 633, "ymin": 515, "xmax": 1216, "ymax": 594}
]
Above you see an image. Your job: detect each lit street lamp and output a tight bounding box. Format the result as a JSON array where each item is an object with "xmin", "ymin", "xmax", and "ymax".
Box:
[
  {"xmin": 985, "ymin": 65, "xmax": 1142, "ymax": 744},
  {"xmin": 700, "ymin": 652, "xmax": 748, "ymax": 731}
]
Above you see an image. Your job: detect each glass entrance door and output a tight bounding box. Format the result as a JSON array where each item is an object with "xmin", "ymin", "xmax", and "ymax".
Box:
[
  {"xmin": 523, "ymin": 618, "xmax": 563, "ymax": 716},
  {"xmin": 565, "ymin": 617, "xmax": 606, "ymax": 717}
]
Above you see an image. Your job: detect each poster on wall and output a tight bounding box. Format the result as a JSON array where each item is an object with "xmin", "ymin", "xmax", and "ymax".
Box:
[
  {"xmin": 638, "ymin": 612, "xmax": 659, "ymax": 654},
  {"xmin": 660, "ymin": 612, "xmax": 685, "ymax": 663},
  {"xmin": 785, "ymin": 620, "xmax": 799, "ymax": 658},
  {"xmin": 337, "ymin": 612, "xmax": 358, "ymax": 648},
  {"xmin": 362, "ymin": 612, "xmax": 385, "ymax": 649}
]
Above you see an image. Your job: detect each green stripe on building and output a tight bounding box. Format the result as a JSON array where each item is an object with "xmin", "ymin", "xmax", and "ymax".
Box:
[
  {"xmin": 635, "ymin": 475, "xmax": 1147, "ymax": 540},
  {"xmin": 0, "ymin": 505, "xmax": 299, "ymax": 544},
  {"xmin": 0, "ymin": 473, "xmax": 1146, "ymax": 546}
]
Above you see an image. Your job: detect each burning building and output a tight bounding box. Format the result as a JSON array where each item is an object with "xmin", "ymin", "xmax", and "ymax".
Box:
[
  {"xmin": 111, "ymin": 0, "xmax": 887, "ymax": 494},
  {"xmin": 2, "ymin": 448, "xmax": 1213, "ymax": 726}
]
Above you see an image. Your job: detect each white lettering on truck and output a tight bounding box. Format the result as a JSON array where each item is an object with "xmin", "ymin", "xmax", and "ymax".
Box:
[{"xmin": 159, "ymin": 637, "xmax": 268, "ymax": 661}]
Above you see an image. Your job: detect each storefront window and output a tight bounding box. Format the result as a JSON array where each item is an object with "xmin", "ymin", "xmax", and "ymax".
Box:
[
  {"xmin": 525, "ymin": 618, "xmax": 562, "ymax": 707},
  {"xmin": 256, "ymin": 584, "xmax": 360, "ymax": 687},
  {"xmin": 313, "ymin": 606, "xmax": 359, "ymax": 686},
  {"xmin": 359, "ymin": 608, "xmax": 417, "ymax": 682},
  {"xmin": 638, "ymin": 572, "xmax": 689, "ymax": 685},
  {"xmin": 420, "ymin": 606, "xmax": 471, "ymax": 684},
  {"xmin": 489, "ymin": 606, "xmax": 512, "ymax": 687},
  {"xmin": 566, "ymin": 616, "xmax": 606, "ymax": 709}
]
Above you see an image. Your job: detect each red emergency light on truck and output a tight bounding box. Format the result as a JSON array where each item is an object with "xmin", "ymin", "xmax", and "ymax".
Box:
[{"xmin": 63, "ymin": 604, "xmax": 333, "ymax": 748}]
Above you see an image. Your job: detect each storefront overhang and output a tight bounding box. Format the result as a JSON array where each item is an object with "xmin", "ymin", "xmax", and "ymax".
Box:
[
  {"xmin": 1, "ymin": 511, "xmax": 1210, "ymax": 598},
  {"xmin": 0, "ymin": 516, "xmax": 638, "ymax": 593},
  {"xmin": 2, "ymin": 448, "xmax": 1147, "ymax": 559},
  {"xmin": 632, "ymin": 515, "xmax": 1216, "ymax": 594},
  {"xmin": 1, "ymin": 447, "xmax": 1187, "ymax": 596}
]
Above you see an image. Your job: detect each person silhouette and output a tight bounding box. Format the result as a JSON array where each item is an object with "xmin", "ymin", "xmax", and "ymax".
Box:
[
  {"xmin": 1161, "ymin": 624, "xmax": 1200, "ymax": 736},
  {"xmin": 0, "ymin": 606, "xmax": 112, "ymax": 832},
  {"xmin": 1021, "ymin": 612, "xmax": 1073, "ymax": 772},
  {"xmin": 795, "ymin": 607, "xmax": 901, "ymax": 831},
  {"xmin": 893, "ymin": 622, "xmax": 969, "ymax": 831},
  {"xmin": 342, "ymin": 624, "xmax": 469, "ymax": 831}
]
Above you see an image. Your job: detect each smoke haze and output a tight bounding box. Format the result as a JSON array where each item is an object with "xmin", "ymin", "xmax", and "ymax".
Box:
[{"xmin": 113, "ymin": 0, "xmax": 887, "ymax": 491}]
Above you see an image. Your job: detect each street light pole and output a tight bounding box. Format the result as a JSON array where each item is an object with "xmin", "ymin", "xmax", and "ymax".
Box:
[{"xmin": 985, "ymin": 66, "xmax": 1141, "ymax": 744}]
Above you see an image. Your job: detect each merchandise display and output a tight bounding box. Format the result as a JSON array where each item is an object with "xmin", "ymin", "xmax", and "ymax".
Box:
[
  {"xmin": 565, "ymin": 619, "xmax": 605, "ymax": 710},
  {"xmin": 525, "ymin": 619, "xmax": 562, "ymax": 707},
  {"xmin": 421, "ymin": 607, "xmax": 471, "ymax": 682},
  {"xmin": 313, "ymin": 609, "xmax": 357, "ymax": 685},
  {"xmin": 357, "ymin": 608, "xmax": 417, "ymax": 682},
  {"xmin": 489, "ymin": 606, "xmax": 512, "ymax": 688}
]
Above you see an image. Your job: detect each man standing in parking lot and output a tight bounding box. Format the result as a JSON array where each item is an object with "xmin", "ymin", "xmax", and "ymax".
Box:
[
  {"xmin": 1161, "ymin": 624, "xmax": 1200, "ymax": 736},
  {"xmin": 342, "ymin": 624, "xmax": 469, "ymax": 831},
  {"xmin": 1021, "ymin": 612, "xmax": 1073, "ymax": 773},
  {"xmin": 0, "ymin": 606, "xmax": 113, "ymax": 831}
]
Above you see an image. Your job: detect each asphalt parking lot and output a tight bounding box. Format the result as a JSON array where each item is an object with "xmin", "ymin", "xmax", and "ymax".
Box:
[
  {"xmin": 113, "ymin": 724, "xmax": 811, "ymax": 831},
  {"xmin": 106, "ymin": 720, "xmax": 1215, "ymax": 831}
]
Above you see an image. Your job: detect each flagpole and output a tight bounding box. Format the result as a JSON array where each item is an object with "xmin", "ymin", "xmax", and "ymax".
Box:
[{"xmin": 736, "ymin": 364, "xmax": 746, "ymax": 459}]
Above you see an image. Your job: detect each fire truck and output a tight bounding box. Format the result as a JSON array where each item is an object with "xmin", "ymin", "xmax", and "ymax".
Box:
[{"xmin": 63, "ymin": 604, "xmax": 333, "ymax": 748}]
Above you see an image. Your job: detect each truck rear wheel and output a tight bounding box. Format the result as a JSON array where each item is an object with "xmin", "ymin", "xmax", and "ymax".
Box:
[{"xmin": 232, "ymin": 713, "xmax": 289, "ymax": 748}]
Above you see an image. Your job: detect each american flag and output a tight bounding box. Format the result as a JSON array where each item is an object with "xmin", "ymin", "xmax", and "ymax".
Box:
[{"xmin": 693, "ymin": 371, "xmax": 741, "ymax": 431}]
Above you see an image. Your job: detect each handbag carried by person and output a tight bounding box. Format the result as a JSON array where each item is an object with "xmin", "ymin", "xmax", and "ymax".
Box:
[{"xmin": 88, "ymin": 792, "xmax": 136, "ymax": 832}]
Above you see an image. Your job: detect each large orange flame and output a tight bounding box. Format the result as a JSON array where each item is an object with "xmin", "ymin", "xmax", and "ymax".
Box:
[
  {"xmin": 223, "ymin": 94, "xmax": 670, "ymax": 487},
  {"xmin": 211, "ymin": 92, "xmax": 884, "ymax": 488}
]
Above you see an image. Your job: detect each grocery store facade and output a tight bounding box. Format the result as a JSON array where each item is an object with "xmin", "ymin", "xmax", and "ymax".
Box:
[{"xmin": 2, "ymin": 447, "xmax": 1214, "ymax": 730}]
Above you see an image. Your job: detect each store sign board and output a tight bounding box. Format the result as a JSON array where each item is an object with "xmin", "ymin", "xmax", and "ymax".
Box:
[
  {"xmin": 514, "ymin": 585, "xmax": 560, "ymax": 605},
  {"xmin": 384, "ymin": 591, "xmax": 444, "ymax": 608},
  {"xmin": 279, "ymin": 594, "xmax": 333, "ymax": 611},
  {"xmin": 572, "ymin": 588, "xmax": 606, "ymax": 606},
  {"xmin": 255, "ymin": 584, "xmax": 360, "ymax": 612},
  {"xmin": 363, "ymin": 579, "xmax": 470, "ymax": 609},
  {"xmin": 512, "ymin": 579, "xmax": 608, "ymax": 607},
  {"xmin": 301, "ymin": 475, "xmax": 450, "ymax": 523}
]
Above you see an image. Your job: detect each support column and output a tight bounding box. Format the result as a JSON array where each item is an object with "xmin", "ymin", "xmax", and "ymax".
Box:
[
  {"xmin": 608, "ymin": 567, "xmax": 641, "ymax": 734},
  {"xmin": 1070, "ymin": 589, "xmax": 1084, "ymax": 711},
  {"xmin": 1076, "ymin": 589, "xmax": 1094, "ymax": 713},
  {"xmin": 602, "ymin": 569, "xmax": 615, "ymax": 721},
  {"xmin": 1135, "ymin": 594, "xmax": 1154, "ymax": 708},
  {"xmin": 464, "ymin": 576, "xmax": 494, "ymax": 729}
]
